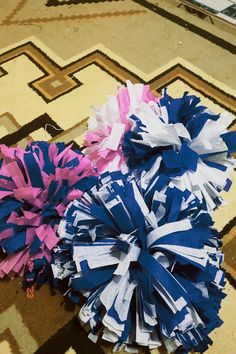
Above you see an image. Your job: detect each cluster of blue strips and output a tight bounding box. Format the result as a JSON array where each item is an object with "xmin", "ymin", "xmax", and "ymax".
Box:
[
  {"xmin": 1, "ymin": 88, "xmax": 235, "ymax": 354},
  {"xmin": 123, "ymin": 90, "xmax": 236, "ymax": 170},
  {"xmin": 53, "ymin": 170, "xmax": 225, "ymax": 353},
  {"xmin": 51, "ymin": 90, "xmax": 236, "ymax": 353},
  {"xmin": 123, "ymin": 91, "xmax": 236, "ymax": 212}
]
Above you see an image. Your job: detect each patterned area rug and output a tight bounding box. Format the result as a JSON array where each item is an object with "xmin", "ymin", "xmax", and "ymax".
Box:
[{"xmin": 0, "ymin": 1, "xmax": 236, "ymax": 353}]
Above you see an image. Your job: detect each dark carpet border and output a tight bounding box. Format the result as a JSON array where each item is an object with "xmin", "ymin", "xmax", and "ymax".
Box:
[{"xmin": 133, "ymin": 0, "xmax": 236, "ymax": 54}]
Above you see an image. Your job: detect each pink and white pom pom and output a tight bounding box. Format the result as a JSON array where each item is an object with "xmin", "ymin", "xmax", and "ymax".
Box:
[{"xmin": 84, "ymin": 81, "xmax": 158, "ymax": 173}]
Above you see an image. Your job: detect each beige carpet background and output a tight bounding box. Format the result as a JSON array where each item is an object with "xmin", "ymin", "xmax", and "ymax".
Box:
[{"xmin": 0, "ymin": 1, "xmax": 235, "ymax": 353}]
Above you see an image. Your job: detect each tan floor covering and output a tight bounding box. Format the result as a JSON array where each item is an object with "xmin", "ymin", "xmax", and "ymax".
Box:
[{"xmin": 0, "ymin": 1, "xmax": 235, "ymax": 353}]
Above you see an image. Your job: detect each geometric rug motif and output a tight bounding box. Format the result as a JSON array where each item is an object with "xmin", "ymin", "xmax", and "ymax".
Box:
[
  {"xmin": 0, "ymin": 39, "xmax": 235, "ymax": 149},
  {"xmin": 1, "ymin": 0, "xmax": 145, "ymax": 26},
  {"xmin": 0, "ymin": 9, "xmax": 236, "ymax": 352},
  {"xmin": 0, "ymin": 305, "xmax": 37, "ymax": 354}
]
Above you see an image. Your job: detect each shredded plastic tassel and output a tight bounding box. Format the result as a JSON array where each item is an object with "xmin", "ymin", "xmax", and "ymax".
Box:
[
  {"xmin": 0, "ymin": 82, "xmax": 234, "ymax": 354},
  {"xmin": 0, "ymin": 141, "xmax": 96, "ymax": 285},
  {"xmin": 84, "ymin": 82, "xmax": 236, "ymax": 212},
  {"xmin": 53, "ymin": 171, "xmax": 225, "ymax": 353},
  {"xmin": 84, "ymin": 81, "xmax": 158, "ymax": 174},
  {"xmin": 122, "ymin": 89, "xmax": 236, "ymax": 211}
]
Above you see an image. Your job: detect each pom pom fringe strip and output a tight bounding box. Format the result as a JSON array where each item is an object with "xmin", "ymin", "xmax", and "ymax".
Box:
[
  {"xmin": 53, "ymin": 171, "xmax": 225, "ymax": 353},
  {"xmin": 84, "ymin": 82, "xmax": 236, "ymax": 212},
  {"xmin": 0, "ymin": 142, "xmax": 96, "ymax": 285},
  {"xmin": 84, "ymin": 81, "xmax": 158, "ymax": 174},
  {"xmin": 122, "ymin": 89, "xmax": 236, "ymax": 212}
]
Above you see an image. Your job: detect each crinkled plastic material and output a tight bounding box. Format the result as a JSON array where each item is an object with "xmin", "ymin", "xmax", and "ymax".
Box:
[
  {"xmin": 84, "ymin": 81, "xmax": 158, "ymax": 174},
  {"xmin": 0, "ymin": 141, "xmax": 96, "ymax": 285},
  {"xmin": 53, "ymin": 171, "xmax": 225, "ymax": 353}
]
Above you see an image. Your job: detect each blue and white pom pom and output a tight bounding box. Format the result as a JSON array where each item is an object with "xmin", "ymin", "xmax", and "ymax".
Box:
[
  {"xmin": 123, "ymin": 90, "xmax": 236, "ymax": 211},
  {"xmin": 53, "ymin": 171, "xmax": 225, "ymax": 353}
]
